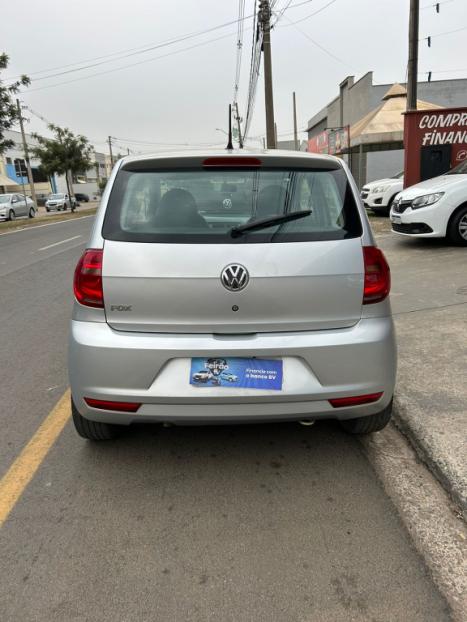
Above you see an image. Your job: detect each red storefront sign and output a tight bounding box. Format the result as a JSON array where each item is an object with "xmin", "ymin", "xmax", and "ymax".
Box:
[
  {"xmin": 307, "ymin": 131, "xmax": 328, "ymax": 154},
  {"xmin": 307, "ymin": 128, "xmax": 349, "ymax": 155},
  {"xmin": 404, "ymin": 107, "xmax": 467, "ymax": 187}
]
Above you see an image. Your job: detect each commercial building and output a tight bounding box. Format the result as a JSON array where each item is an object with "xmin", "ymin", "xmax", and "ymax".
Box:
[
  {"xmin": 306, "ymin": 72, "xmax": 467, "ymax": 187},
  {"xmin": 0, "ymin": 129, "xmax": 106, "ymax": 198},
  {"xmin": 0, "ymin": 130, "xmax": 51, "ymax": 195}
]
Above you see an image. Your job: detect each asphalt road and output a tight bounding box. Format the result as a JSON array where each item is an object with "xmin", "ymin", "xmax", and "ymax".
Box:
[{"xmin": 0, "ymin": 217, "xmax": 452, "ymax": 621}]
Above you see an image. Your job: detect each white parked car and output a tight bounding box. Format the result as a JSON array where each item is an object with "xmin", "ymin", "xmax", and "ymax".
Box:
[
  {"xmin": 390, "ymin": 160, "xmax": 467, "ymax": 245},
  {"xmin": 361, "ymin": 172, "xmax": 404, "ymax": 215},
  {"xmin": 45, "ymin": 193, "xmax": 76, "ymax": 211},
  {"xmin": 0, "ymin": 193, "xmax": 36, "ymax": 220}
]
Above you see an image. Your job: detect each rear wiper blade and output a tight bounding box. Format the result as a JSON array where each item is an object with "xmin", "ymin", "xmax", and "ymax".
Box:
[{"xmin": 230, "ymin": 210, "xmax": 312, "ymax": 238}]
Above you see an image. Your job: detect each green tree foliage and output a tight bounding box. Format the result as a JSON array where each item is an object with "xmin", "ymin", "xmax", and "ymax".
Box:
[
  {"xmin": 0, "ymin": 53, "xmax": 30, "ymax": 154},
  {"xmin": 97, "ymin": 177, "xmax": 108, "ymax": 194},
  {"xmin": 31, "ymin": 124, "xmax": 93, "ymax": 179},
  {"xmin": 32, "ymin": 125, "xmax": 93, "ymax": 201}
]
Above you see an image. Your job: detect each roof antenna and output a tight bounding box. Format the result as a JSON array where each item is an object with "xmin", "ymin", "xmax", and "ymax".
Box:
[{"xmin": 226, "ymin": 104, "xmax": 234, "ymax": 150}]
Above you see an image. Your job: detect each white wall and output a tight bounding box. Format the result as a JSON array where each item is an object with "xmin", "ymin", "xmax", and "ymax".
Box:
[{"xmin": 366, "ymin": 150, "xmax": 404, "ymax": 183}]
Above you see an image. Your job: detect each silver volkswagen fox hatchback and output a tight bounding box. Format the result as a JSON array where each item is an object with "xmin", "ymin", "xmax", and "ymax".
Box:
[{"xmin": 69, "ymin": 150, "xmax": 396, "ymax": 440}]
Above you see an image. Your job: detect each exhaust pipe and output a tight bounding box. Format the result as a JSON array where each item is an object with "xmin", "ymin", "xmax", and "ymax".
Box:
[{"xmin": 298, "ymin": 419, "xmax": 315, "ymax": 427}]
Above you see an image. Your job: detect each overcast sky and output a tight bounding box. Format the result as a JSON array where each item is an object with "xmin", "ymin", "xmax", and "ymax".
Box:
[{"xmin": 3, "ymin": 0, "xmax": 467, "ymax": 155}]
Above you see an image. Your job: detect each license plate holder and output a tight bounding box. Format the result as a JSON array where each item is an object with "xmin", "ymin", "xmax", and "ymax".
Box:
[{"xmin": 190, "ymin": 357, "xmax": 283, "ymax": 390}]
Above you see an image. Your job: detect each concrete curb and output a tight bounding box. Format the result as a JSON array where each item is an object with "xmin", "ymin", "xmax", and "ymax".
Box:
[{"xmin": 392, "ymin": 397, "xmax": 466, "ymax": 520}]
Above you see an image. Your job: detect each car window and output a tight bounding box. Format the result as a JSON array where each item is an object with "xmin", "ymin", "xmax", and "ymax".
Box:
[{"xmin": 103, "ymin": 167, "xmax": 362, "ymax": 244}]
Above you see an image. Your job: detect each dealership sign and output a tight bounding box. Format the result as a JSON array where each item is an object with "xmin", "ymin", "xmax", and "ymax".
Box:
[
  {"xmin": 404, "ymin": 107, "xmax": 467, "ymax": 187},
  {"xmin": 308, "ymin": 127, "xmax": 349, "ymax": 155},
  {"xmin": 418, "ymin": 112, "xmax": 467, "ymax": 146}
]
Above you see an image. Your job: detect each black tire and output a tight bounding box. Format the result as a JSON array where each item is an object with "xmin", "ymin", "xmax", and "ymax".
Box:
[
  {"xmin": 447, "ymin": 204, "xmax": 467, "ymax": 246},
  {"xmin": 71, "ymin": 398, "xmax": 121, "ymax": 440},
  {"xmin": 29, "ymin": 207, "xmax": 35, "ymax": 218},
  {"xmin": 8, "ymin": 209, "xmax": 15, "ymax": 221},
  {"xmin": 46, "ymin": 207, "xmax": 50, "ymax": 212},
  {"xmin": 340, "ymin": 400, "xmax": 392, "ymax": 434}
]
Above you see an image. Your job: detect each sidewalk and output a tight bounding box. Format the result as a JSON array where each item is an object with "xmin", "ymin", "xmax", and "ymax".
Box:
[
  {"xmin": 393, "ymin": 304, "xmax": 467, "ymax": 515},
  {"xmin": 373, "ymin": 217, "xmax": 467, "ymax": 516},
  {"xmin": 35, "ymin": 200, "xmax": 99, "ymax": 217}
]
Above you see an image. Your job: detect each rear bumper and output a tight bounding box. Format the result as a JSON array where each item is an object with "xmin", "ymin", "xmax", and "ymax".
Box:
[{"xmin": 68, "ymin": 318, "xmax": 397, "ymax": 425}]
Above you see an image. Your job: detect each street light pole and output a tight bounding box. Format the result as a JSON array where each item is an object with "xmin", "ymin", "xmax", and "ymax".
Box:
[
  {"xmin": 407, "ymin": 0, "xmax": 420, "ymax": 111},
  {"xmin": 293, "ymin": 92, "xmax": 299, "ymax": 150},
  {"xmin": 259, "ymin": 0, "xmax": 276, "ymax": 148},
  {"xmin": 234, "ymin": 102, "xmax": 244, "ymax": 148},
  {"xmin": 16, "ymin": 99, "xmax": 38, "ymax": 209},
  {"xmin": 108, "ymin": 136, "xmax": 114, "ymax": 167}
]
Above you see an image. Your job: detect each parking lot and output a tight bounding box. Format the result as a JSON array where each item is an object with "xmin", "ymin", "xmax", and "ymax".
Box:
[{"xmin": 0, "ymin": 214, "xmax": 465, "ymax": 621}]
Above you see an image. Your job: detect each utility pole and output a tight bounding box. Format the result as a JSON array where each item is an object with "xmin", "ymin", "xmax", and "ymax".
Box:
[
  {"xmin": 108, "ymin": 136, "xmax": 114, "ymax": 167},
  {"xmin": 407, "ymin": 0, "xmax": 420, "ymax": 111},
  {"xmin": 259, "ymin": 0, "xmax": 276, "ymax": 148},
  {"xmin": 293, "ymin": 92, "xmax": 299, "ymax": 150},
  {"xmin": 16, "ymin": 99, "xmax": 38, "ymax": 209},
  {"xmin": 234, "ymin": 102, "xmax": 244, "ymax": 148}
]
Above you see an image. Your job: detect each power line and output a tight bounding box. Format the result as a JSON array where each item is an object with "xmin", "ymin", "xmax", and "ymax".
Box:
[
  {"xmin": 5, "ymin": 16, "xmax": 256, "ymax": 85},
  {"xmin": 21, "ymin": 31, "xmax": 239, "ymax": 94},
  {"xmin": 233, "ymin": 0, "xmax": 247, "ymax": 103},
  {"xmin": 6, "ymin": 0, "xmax": 313, "ymax": 85},
  {"xmin": 423, "ymin": 24, "xmax": 467, "ymax": 39},
  {"xmin": 277, "ymin": 0, "xmax": 339, "ymax": 26},
  {"xmin": 112, "ymin": 136, "xmax": 226, "ymax": 147},
  {"xmin": 242, "ymin": 1, "xmax": 263, "ymax": 140},
  {"xmin": 421, "ymin": 0, "xmax": 456, "ymax": 8},
  {"xmin": 272, "ymin": 0, "xmax": 294, "ymax": 26},
  {"xmin": 280, "ymin": 12, "xmax": 353, "ymax": 68}
]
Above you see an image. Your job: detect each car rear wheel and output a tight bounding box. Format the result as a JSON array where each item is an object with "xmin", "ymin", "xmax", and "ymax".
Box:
[
  {"xmin": 71, "ymin": 398, "xmax": 121, "ymax": 440},
  {"xmin": 447, "ymin": 205, "xmax": 467, "ymax": 246},
  {"xmin": 8, "ymin": 210, "xmax": 15, "ymax": 221},
  {"xmin": 29, "ymin": 207, "xmax": 35, "ymax": 218},
  {"xmin": 340, "ymin": 400, "xmax": 392, "ymax": 434}
]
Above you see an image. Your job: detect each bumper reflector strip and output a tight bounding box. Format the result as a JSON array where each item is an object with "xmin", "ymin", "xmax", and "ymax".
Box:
[
  {"xmin": 328, "ymin": 392, "xmax": 383, "ymax": 408},
  {"xmin": 84, "ymin": 398, "xmax": 141, "ymax": 413}
]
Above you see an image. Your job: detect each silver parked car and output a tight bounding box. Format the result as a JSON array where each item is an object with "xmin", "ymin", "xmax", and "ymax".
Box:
[
  {"xmin": 45, "ymin": 193, "xmax": 76, "ymax": 211},
  {"xmin": 69, "ymin": 150, "xmax": 396, "ymax": 440},
  {"xmin": 0, "ymin": 193, "xmax": 36, "ymax": 220}
]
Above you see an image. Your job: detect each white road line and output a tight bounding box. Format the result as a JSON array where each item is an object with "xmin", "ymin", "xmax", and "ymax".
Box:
[
  {"xmin": 0, "ymin": 215, "xmax": 93, "ymax": 236},
  {"xmin": 38, "ymin": 235, "xmax": 82, "ymax": 251}
]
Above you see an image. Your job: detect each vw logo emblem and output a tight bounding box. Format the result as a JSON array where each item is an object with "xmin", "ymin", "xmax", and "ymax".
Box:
[
  {"xmin": 223, "ymin": 198, "xmax": 232, "ymax": 209},
  {"xmin": 221, "ymin": 264, "xmax": 249, "ymax": 292}
]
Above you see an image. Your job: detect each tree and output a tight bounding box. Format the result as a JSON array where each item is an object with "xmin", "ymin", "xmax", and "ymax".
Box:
[
  {"xmin": 0, "ymin": 53, "xmax": 30, "ymax": 155},
  {"xmin": 97, "ymin": 177, "xmax": 108, "ymax": 195},
  {"xmin": 32, "ymin": 124, "xmax": 93, "ymax": 204}
]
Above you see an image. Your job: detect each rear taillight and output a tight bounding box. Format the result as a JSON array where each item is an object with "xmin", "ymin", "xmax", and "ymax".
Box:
[
  {"xmin": 73, "ymin": 249, "xmax": 104, "ymax": 308},
  {"xmin": 329, "ymin": 392, "xmax": 383, "ymax": 408},
  {"xmin": 84, "ymin": 398, "xmax": 141, "ymax": 412},
  {"xmin": 363, "ymin": 246, "xmax": 390, "ymax": 305}
]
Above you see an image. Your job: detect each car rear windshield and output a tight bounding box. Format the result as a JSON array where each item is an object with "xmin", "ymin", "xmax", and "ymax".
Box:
[{"xmin": 103, "ymin": 167, "xmax": 362, "ymax": 243}]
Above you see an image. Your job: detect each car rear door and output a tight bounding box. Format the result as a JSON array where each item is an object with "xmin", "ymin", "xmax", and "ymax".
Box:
[{"xmin": 100, "ymin": 155, "xmax": 365, "ymax": 334}]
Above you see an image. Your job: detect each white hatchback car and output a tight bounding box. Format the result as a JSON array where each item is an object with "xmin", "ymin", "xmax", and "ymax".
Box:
[
  {"xmin": 69, "ymin": 150, "xmax": 396, "ymax": 440},
  {"xmin": 390, "ymin": 160, "xmax": 467, "ymax": 244},
  {"xmin": 361, "ymin": 172, "xmax": 404, "ymax": 215}
]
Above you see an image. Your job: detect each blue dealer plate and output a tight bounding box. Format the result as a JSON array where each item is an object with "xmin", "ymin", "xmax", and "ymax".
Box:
[{"xmin": 190, "ymin": 357, "xmax": 283, "ymax": 391}]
